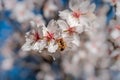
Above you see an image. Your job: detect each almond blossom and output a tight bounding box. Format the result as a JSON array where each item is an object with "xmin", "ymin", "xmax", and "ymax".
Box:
[
  {"xmin": 22, "ymin": 21, "xmax": 46, "ymax": 52},
  {"xmin": 42, "ymin": 20, "xmax": 60, "ymax": 53},
  {"xmin": 57, "ymin": 20, "xmax": 80, "ymax": 47},
  {"xmin": 59, "ymin": 0, "xmax": 96, "ymax": 32}
]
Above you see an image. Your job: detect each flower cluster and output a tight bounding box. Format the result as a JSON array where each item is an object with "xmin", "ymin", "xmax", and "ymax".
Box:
[
  {"xmin": 22, "ymin": 0, "xmax": 97, "ymax": 55},
  {"xmin": 1, "ymin": 0, "xmax": 120, "ymax": 79}
]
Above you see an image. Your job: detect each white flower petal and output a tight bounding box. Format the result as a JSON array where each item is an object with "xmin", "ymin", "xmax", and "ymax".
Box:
[
  {"xmin": 32, "ymin": 40, "xmax": 46, "ymax": 52},
  {"xmin": 42, "ymin": 26, "xmax": 48, "ymax": 36},
  {"xmin": 32, "ymin": 42, "xmax": 40, "ymax": 51},
  {"xmin": 72, "ymin": 35, "xmax": 80, "ymax": 46},
  {"xmin": 67, "ymin": 14, "xmax": 79, "ymax": 26},
  {"xmin": 69, "ymin": 0, "xmax": 80, "ymax": 11},
  {"xmin": 88, "ymin": 3, "xmax": 96, "ymax": 13},
  {"xmin": 76, "ymin": 25, "xmax": 84, "ymax": 33},
  {"xmin": 48, "ymin": 40, "xmax": 58, "ymax": 53},
  {"xmin": 47, "ymin": 20, "xmax": 58, "ymax": 32},
  {"xmin": 21, "ymin": 42, "xmax": 32, "ymax": 51},
  {"xmin": 39, "ymin": 40, "xmax": 47, "ymax": 52},
  {"xmin": 59, "ymin": 10, "xmax": 70, "ymax": 20},
  {"xmin": 57, "ymin": 20, "xmax": 68, "ymax": 31},
  {"xmin": 79, "ymin": 0, "xmax": 90, "ymax": 13},
  {"xmin": 47, "ymin": 20, "xmax": 60, "ymax": 37},
  {"xmin": 111, "ymin": 30, "xmax": 120, "ymax": 39}
]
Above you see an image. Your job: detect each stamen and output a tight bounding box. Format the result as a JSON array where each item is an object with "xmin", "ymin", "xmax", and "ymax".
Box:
[
  {"xmin": 72, "ymin": 11, "xmax": 81, "ymax": 19},
  {"xmin": 46, "ymin": 31, "xmax": 55, "ymax": 41},
  {"xmin": 34, "ymin": 32, "xmax": 40, "ymax": 41},
  {"xmin": 63, "ymin": 27, "xmax": 76, "ymax": 35},
  {"xmin": 67, "ymin": 27, "xmax": 76, "ymax": 35}
]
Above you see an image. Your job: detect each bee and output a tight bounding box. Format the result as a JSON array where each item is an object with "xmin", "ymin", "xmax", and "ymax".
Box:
[{"xmin": 56, "ymin": 38, "xmax": 67, "ymax": 51}]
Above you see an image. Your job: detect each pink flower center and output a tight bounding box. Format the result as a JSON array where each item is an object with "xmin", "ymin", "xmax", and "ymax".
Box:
[
  {"xmin": 34, "ymin": 32, "xmax": 40, "ymax": 41},
  {"xmin": 72, "ymin": 11, "xmax": 81, "ymax": 19},
  {"xmin": 46, "ymin": 31, "xmax": 54, "ymax": 41},
  {"xmin": 67, "ymin": 27, "xmax": 76, "ymax": 35}
]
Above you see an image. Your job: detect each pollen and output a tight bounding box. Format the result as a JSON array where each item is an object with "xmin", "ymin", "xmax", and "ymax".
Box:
[
  {"xmin": 46, "ymin": 31, "xmax": 55, "ymax": 41},
  {"xmin": 34, "ymin": 32, "xmax": 40, "ymax": 41},
  {"xmin": 67, "ymin": 27, "xmax": 76, "ymax": 35}
]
